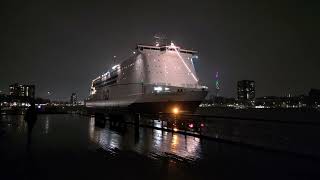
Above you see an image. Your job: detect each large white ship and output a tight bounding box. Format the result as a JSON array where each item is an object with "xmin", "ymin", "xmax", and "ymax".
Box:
[{"xmin": 85, "ymin": 39, "xmax": 208, "ymax": 114}]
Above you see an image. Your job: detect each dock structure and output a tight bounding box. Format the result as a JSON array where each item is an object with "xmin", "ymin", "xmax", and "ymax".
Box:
[{"xmin": 89, "ymin": 110, "xmax": 320, "ymax": 159}]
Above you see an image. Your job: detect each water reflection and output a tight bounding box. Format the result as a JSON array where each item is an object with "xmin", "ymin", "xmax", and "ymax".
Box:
[
  {"xmin": 89, "ymin": 117, "xmax": 95, "ymax": 141},
  {"xmin": 17, "ymin": 115, "xmax": 27, "ymax": 132},
  {"xmin": 44, "ymin": 116, "xmax": 50, "ymax": 134},
  {"xmin": 88, "ymin": 117, "xmax": 201, "ymax": 160}
]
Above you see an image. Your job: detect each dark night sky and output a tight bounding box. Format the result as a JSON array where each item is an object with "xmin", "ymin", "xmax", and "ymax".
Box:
[{"xmin": 0, "ymin": 0, "xmax": 319, "ymax": 101}]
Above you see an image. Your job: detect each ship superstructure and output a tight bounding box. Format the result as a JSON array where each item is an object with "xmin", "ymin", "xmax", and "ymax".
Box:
[{"xmin": 86, "ymin": 41, "xmax": 208, "ymax": 113}]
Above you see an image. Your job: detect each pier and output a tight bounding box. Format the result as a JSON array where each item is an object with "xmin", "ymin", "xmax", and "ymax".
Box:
[{"xmin": 88, "ymin": 108, "xmax": 320, "ymax": 160}]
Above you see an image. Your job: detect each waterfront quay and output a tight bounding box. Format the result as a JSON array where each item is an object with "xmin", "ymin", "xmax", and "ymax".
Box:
[{"xmin": 1, "ymin": 113, "xmax": 320, "ymax": 180}]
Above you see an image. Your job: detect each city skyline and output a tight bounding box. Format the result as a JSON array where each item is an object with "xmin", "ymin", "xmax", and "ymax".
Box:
[{"xmin": 0, "ymin": 0, "xmax": 319, "ymax": 100}]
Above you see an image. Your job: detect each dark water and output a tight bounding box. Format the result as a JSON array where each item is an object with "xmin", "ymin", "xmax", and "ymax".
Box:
[{"xmin": 0, "ymin": 114, "xmax": 320, "ymax": 180}]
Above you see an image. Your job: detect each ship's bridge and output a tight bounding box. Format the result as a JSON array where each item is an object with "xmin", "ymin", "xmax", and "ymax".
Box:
[
  {"xmin": 136, "ymin": 44, "xmax": 197, "ymax": 55},
  {"xmin": 135, "ymin": 43, "xmax": 201, "ymax": 89}
]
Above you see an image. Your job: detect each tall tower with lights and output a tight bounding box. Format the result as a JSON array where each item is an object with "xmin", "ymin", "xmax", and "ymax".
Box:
[{"xmin": 215, "ymin": 72, "xmax": 220, "ymax": 97}]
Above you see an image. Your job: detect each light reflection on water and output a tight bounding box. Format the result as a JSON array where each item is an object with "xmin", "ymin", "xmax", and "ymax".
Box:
[
  {"xmin": 2, "ymin": 115, "xmax": 202, "ymax": 161},
  {"xmin": 88, "ymin": 117, "xmax": 201, "ymax": 160},
  {"xmin": 89, "ymin": 117, "xmax": 95, "ymax": 140},
  {"xmin": 16, "ymin": 115, "xmax": 26, "ymax": 132},
  {"xmin": 1, "ymin": 114, "xmax": 319, "ymax": 179},
  {"xmin": 44, "ymin": 116, "xmax": 50, "ymax": 134}
]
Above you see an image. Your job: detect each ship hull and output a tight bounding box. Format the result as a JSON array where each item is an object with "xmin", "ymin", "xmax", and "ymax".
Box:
[
  {"xmin": 86, "ymin": 86, "xmax": 208, "ymax": 114},
  {"xmin": 129, "ymin": 101, "xmax": 202, "ymax": 114},
  {"xmin": 131, "ymin": 88, "xmax": 208, "ymax": 113},
  {"xmin": 86, "ymin": 100, "xmax": 204, "ymax": 114}
]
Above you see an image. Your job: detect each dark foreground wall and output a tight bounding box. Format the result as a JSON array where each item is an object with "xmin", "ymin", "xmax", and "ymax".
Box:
[
  {"xmin": 192, "ymin": 107, "xmax": 320, "ymax": 157},
  {"xmin": 197, "ymin": 107, "xmax": 320, "ymax": 122}
]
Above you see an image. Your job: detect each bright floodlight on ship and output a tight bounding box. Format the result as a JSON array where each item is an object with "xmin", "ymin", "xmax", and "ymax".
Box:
[
  {"xmin": 154, "ymin": 86, "xmax": 163, "ymax": 91},
  {"xmin": 170, "ymin": 42, "xmax": 198, "ymax": 82},
  {"xmin": 172, "ymin": 107, "xmax": 179, "ymax": 114}
]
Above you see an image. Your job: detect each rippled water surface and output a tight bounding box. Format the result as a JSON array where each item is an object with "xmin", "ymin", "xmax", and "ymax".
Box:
[
  {"xmin": 88, "ymin": 117, "xmax": 202, "ymax": 161},
  {"xmin": 1, "ymin": 114, "xmax": 320, "ymax": 180}
]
